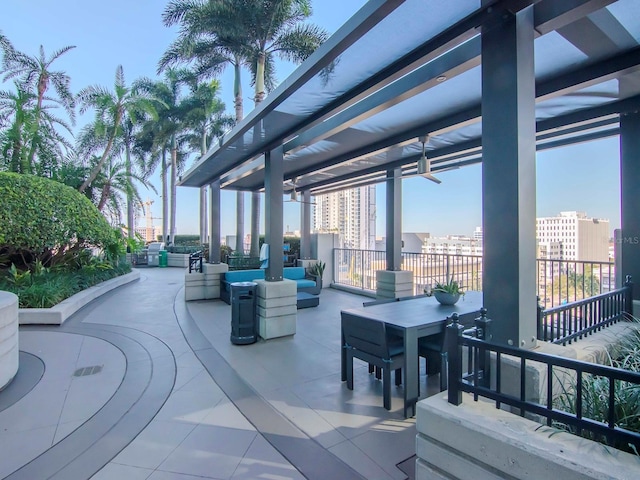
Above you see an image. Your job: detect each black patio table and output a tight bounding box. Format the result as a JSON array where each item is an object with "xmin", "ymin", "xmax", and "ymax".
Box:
[{"xmin": 340, "ymin": 291, "xmax": 483, "ymax": 417}]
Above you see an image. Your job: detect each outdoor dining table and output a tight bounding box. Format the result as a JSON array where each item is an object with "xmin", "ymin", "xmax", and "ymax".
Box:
[{"xmin": 340, "ymin": 291, "xmax": 483, "ymax": 418}]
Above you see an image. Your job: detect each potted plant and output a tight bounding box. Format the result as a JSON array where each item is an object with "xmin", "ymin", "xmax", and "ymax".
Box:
[
  {"xmin": 308, "ymin": 261, "xmax": 325, "ymax": 293},
  {"xmin": 430, "ymin": 276, "xmax": 464, "ymax": 305}
]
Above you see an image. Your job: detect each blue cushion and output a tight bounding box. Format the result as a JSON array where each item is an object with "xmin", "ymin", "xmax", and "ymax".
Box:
[
  {"xmin": 283, "ymin": 267, "xmax": 305, "ymax": 280},
  {"xmin": 225, "ymin": 269, "xmax": 265, "ymax": 283},
  {"xmin": 295, "ymin": 279, "xmax": 316, "ymax": 288}
]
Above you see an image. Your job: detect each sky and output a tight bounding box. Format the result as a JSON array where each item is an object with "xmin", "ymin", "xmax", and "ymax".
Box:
[{"xmin": 1, "ymin": 1, "xmax": 622, "ymax": 239}]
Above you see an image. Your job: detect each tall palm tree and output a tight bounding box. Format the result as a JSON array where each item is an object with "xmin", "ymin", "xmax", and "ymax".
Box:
[
  {"xmin": 161, "ymin": 0, "xmax": 250, "ymax": 254},
  {"xmin": 161, "ymin": 0, "xmax": 327, "ymax": 256},
  {"xmin": 135, "ymin": 69, "xmax": 192, "ymax": 245},
  {"xmin": 121, "ymin": 110, "xmax": 157, "ymax": 238},
  {"xmin": 1, "ymin": 43, "xmax": 76, "ymax": 169},
  {"xmin": 135, "ymin": 122, "xmax": 171, "ymax": 242},
  {"xmin": 182, "ymin": 77, "xmax": 234, "ymax": 244},
  {"xmin": 211, "ymin": 0, "xmax": 328, "ymax": 256},
  {"xmin": 76, "ymin": 65, "xmax": 156, "ymax": 194}
]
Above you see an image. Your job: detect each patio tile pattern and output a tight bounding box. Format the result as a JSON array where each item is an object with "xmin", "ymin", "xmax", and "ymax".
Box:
[{"xmin": 0, "ymin": 268, "xmax": 443, "ymax": 479}]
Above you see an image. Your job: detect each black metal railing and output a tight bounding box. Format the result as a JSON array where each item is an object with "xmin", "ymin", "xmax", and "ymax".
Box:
[
  {"xmin": 537, "ymin": 277, "xmax": 633, "ymax": 345},
  {"xmin": 536, "ymin": 259, "xmax": 615, "ymax": 308},
  {"xmin": 188, "ymin": 251, "xmax": 203, "ymax": 273},
  {"xmin": 446, "ymin": 316, "xmax": 640, "ymax": 452},
  {"xmin": 333, "ymin": 249, "xmax": 614, "ymax": 306}
]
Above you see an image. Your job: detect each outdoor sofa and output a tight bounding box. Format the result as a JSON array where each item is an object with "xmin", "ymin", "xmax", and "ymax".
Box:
[{"xmin": 220, "ymin": 266, "xmax": 321, "ymax": 304}]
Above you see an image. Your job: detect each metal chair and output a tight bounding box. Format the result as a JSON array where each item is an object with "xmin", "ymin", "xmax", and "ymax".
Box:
[
  {"xmin": 362, "ymin": 297, "xmax": 400, "ymax": 376},
  {"xmin": 418, "ymin": 334, "xmax": 448, "ymax": 392},
  {"xmin": 342, "ymin": 315, "xmax": 404, "ymax": 410}
]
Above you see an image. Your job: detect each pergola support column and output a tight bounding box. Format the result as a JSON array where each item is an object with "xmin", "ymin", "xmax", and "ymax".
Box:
[
  {"xmin": 297, "ymin": 189, "xmax": 317, "ymax": 271},
  {"xmin": 250, "ymin": 191, "xmax": 260, "ymax": 257},
  {"xmin": 209, "ymin": 180, "xmax": 221, "ymax": 265},
  {"xmin": 621, "ymin": 111, "xmax": 640, "ymax": 309},
  {"xmin": 377, "ymin": 168, "xmax": 412, "ymax": 298},
  {"xmin": 257, "ymin": 145, "xmax": 296, "ymax": 339},
  {"xmin": 185, "ymin": 180, "xmax": 227, "ymax": 301},
  {"xmin": 481, "ymin": 5, "xmax": 537, "ymax": 348}
]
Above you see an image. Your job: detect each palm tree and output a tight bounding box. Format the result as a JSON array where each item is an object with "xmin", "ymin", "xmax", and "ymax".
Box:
[
  {"xmin": 0, "ymin": 31, "xmax": 15, "ymax": 67},
  {"xmin": 135, "ymin": 69, "xmax": 193, "ymax": 245},
  {"xmin": 135, "ymin": 121, "xmax": 171, "ymax": 242},
  {"xmin": 94, "ymin": 155, "xmax": 154, "ymax": 222},
  {"xmin": 161, "ymin": 0, "xmax": 327, "ymax": 256},
  {"xmin": 0, "ymin": 85, "xmax": 34, "ymax": 172},
  {"xmin": 76, "ymin": 65, "xmax": 156, "ymax": 194},
  {"xmin": 1, "ymin": 43, "xmax": 76, "ymax": 169},
  {"xmin": 214, "ymin": 0, "xmax": 328, "ymax": 256},
  {"xmin": 161, "ymin": 0, "xmax": 249, "ymax": 254},
  {"xmin": 121, "ymin": 111, "xmax": 158, "ymax": 239},
  {"xmin": 0, "ymin": 85, "xmax": 74, "ymax": 174},
  {"xmin": 182, "ymin": 77, "xmax": 234, "ymax": 244}
]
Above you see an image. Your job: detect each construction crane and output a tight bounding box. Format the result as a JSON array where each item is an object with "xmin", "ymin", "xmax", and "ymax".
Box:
[{"xmin": 136, "ymin": 199, "xmax": 162, "ymax": 243}]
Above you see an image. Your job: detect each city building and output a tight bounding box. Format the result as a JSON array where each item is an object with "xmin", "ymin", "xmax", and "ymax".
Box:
[
  {"xmin": 402, "ymin": 233, "xmax": 430, "ymax": 253},
  {"xmin": 536, "ymin": 211, "xmax": 609, "ymax": 262},
  {"xmin": 536, "ymin": 212, "xmax": 612, "ymax": 302},
  {"xmin": 313, "ymin": 186, "xmax": 376, "ymax": 250},
  {"xmin": 422, "ymin": 234, "xmax": 483, "ymax": 256}
]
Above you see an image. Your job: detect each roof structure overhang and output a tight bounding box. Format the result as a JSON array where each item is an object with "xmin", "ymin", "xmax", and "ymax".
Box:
[{"xmin": 179, "ymin": 0, "xmax": 640, "ymax": 196}]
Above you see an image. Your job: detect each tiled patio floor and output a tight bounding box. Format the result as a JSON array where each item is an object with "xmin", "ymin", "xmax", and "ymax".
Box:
[{"xmin": 0, "ymin": 267, "xmax": 443, "ymax": 479}]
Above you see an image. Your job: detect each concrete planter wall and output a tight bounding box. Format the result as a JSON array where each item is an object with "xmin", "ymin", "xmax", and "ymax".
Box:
[
  {"xmin": 18, "ymin": 271, "xmax": 140, "ymax": 325},
  {"xmin": 184, "ymin": 263, "xmax": 227, "ymax": 301},
  {"xmin": 416, "ymin": 323, "xmax": 640, "ymax": 479},
  {"xmin": 167, "ymin": 253, "xmax": 190, "ymax": 268},
  {"xmin": 0, "ymin": 291, "xmax": 19, "ymax": 390},
  {"xmin": 416, "ymin": 393, "xmax": 640, "ymax": 479}
]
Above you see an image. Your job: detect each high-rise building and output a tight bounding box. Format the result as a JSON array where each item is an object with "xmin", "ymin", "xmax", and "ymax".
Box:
[
  {"xmin": 536, "ymin": 211, "xmax": 609, "ymax": 262},
  {"xmin": 313, "ymin": 186, "xmax": 376, "ymax": 250}
]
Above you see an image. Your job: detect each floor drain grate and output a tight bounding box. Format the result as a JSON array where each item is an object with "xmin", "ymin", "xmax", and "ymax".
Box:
[{"xmin": 73, "ymin": 365, "xmax": 103, "ymax": 377}]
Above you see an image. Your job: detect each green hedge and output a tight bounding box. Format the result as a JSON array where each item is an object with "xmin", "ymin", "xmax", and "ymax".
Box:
[{"xmin": 0, "ymin": 172, "xmax": 116, "ymax": 269}]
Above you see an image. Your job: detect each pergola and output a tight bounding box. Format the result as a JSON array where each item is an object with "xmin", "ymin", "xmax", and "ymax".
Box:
[{"xmin": 179, "ymin": 0, "xmax": 640, "ymax": 347}]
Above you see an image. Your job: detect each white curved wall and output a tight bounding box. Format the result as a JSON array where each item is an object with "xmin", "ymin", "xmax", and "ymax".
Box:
[{"xmin": 0, "ymin": 291, "xmax": 19, "ymax": 390}]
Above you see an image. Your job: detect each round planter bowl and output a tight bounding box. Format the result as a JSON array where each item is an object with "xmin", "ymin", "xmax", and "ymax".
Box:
[{"xmin": 433, "ymin": 291, "xmax": 461, "ymax": 306}]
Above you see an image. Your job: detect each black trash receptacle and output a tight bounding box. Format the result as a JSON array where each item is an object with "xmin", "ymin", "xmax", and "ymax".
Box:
[{"xmin": 230, "ymin": 281, "xmax": 258, "ymax": 345}]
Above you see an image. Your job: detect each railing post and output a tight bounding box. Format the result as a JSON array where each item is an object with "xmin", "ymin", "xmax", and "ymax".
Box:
[
  {"xmin": 474, "ymin": 308, "xmax": 492, "ymax": 388},
  {"xmin": 361, "ymin": 249, "xmax": 365, "ymax": 291},
  {"xmin": 446, "ymin": 313, "xmax": 465, "ymax": 405},
  {"xmin": 624, "ymin": 275, "xmax": 634, "ymax": 318},
  {"xmin": 445, "ymin": 254, "xmax": 450, "ymax": 281},
  {"xmin": 536, "ymin": 296, "xmax": 544, "ymax": 341}
]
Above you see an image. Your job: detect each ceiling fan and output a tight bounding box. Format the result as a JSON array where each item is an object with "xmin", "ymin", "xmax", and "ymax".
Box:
[
  {"xmin": 417, "ymin": 135, "xmax": 442, "ymax": 184},
  {"xmin": 284, "ymin": 177, "xmax": 316, "ymax": 204}
]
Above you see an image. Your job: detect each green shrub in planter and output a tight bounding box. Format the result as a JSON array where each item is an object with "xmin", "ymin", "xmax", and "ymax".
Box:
[{"xmin": 0, "ymin": 172, "xmax": 116, "ymax": 270}]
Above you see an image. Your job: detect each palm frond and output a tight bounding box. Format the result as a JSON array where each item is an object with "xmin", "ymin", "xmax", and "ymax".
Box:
[
  {"xmin": 270, "ymin": 23, "xmax": 328, "ymax": 63},
  {"xmin": 162, "ymin": 0, "xmax": 205, "ymax": 26}
]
